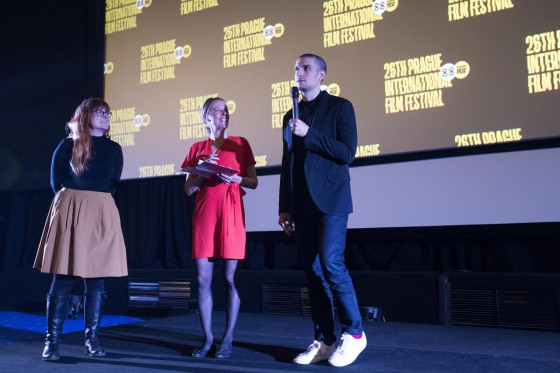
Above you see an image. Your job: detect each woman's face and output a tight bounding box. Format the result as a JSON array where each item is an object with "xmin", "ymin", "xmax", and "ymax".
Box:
[
  {"xmin": 204, "ymin": 99, "xmax": 229, "ymax": 134},
  {"xmin": 90, "ymin": 106, "xmax": 112, "ymax": 135}
]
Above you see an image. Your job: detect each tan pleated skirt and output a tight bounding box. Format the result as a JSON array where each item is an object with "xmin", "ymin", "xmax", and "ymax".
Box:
[{"xmin": 33, "ymin": 188, "xmax": 128, "ymax": 278}]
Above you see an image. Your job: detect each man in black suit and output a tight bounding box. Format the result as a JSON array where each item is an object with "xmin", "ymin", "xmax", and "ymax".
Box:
[{"xmin": 278, "ymin": 54, "xmax": 366, "ymax": 367}]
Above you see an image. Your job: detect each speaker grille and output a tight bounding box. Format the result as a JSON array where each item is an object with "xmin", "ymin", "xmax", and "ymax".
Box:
[
  {"xmin": 128, "ymin": 280, "xmax": 192, "ymax": 309},
  {"xmin": 261, "ymin": 283, "xmax": 338, "ymax": 317},
  {"xmin": 451, "ymin": 288, "xmax": 560, "ymax": 331},
  {"xmin": 261, "ymin": 283, "xmax": 309, "ymax": 316}
]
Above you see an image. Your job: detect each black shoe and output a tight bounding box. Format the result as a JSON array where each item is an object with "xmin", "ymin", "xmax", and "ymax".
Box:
[
  {"xmin": 84, "ymin": 291, "xmax": 106, "ymax": 357},
  {"xmin": 214, "ymin": 344, "xmax": 232, "ymax": 359},
  {"xmin": 192, "ymin": 345, "xmax": 211, "ymax": 358},
  {"xmin": 84, "ymin": 338, "xmax": 106, "ymax": 357},
  {"xmin": 42, "ymin": 341, "xmax": 60, "ymax": 361},
  {"xmin": 42, "ymin": 294, "xmax": 69, "ymax": 361}
]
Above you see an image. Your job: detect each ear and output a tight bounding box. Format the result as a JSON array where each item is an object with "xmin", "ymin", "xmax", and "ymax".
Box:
[{"xmin": 319, "ymin": 70, "xmax": 326, "ymax": 82}]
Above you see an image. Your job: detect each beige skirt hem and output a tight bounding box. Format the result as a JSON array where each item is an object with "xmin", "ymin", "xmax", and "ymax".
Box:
[{"xmin": 33, "ymin": 188, "xmax": 128, "ymax": 278}]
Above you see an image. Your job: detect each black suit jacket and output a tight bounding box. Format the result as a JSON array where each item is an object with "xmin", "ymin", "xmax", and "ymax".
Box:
[{"xmin": 279, "ymin": 92, "xmax": 357, "ymax": 216}]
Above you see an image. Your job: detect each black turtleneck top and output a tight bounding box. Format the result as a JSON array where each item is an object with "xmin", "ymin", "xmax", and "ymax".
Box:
[{"xmin": 50, "ymin": 136, "xmax": 123, "ymax": 196}]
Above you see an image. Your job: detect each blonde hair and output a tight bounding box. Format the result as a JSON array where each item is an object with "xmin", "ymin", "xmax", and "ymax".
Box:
[{"xmin": 200, "ymin": 97, "xmax": 226, "ymax": 135}]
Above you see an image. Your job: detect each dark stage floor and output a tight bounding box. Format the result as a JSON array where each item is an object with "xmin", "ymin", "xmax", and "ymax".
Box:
[{"xmin": 1, "ymin": 310, "xmax": 559, "ymax": 372}]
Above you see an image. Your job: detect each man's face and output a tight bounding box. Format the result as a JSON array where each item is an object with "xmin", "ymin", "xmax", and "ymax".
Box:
[{"xmin": 294, "ymin": 57, "xmax": 325, "ymax": 93}]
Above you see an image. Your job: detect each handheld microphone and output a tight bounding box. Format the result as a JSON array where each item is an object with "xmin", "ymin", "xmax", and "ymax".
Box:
[{"xmin": 291, "ymin": 86, "xmax": 299, "ymax": 120}]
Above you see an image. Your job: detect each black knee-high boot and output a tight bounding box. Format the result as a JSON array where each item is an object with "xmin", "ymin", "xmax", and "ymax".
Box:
[
  {"xmin": 42, "ymin": 294, "xmax": 70, "ymax": 361},
  {"xmin": 84, "ymin": 291, "xmax": 106, "ymax": 357}
]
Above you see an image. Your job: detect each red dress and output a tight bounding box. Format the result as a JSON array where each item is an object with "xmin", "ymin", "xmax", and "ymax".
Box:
[{"xmin": 181, "ymin": 136, "xmax": 256, "ymax": 259}]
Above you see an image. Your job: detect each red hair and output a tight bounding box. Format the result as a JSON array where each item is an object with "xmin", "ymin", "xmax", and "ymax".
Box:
[{"xmin": 66, "ymin": 98, "xmax": 110, "ymax": 176}]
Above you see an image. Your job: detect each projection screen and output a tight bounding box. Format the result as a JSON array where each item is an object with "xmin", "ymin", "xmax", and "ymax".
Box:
[{"xmin": 104, "ymin": 0, "xmax": 560, "ymax": 230}]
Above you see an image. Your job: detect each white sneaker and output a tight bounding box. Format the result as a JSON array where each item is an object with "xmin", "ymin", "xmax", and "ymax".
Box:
[
  {"xmin": 293, "ymin": 340, "xmax": 336, "ymax": 364},
  {"xmin": 328, "ymin": 332, "xmax": 367, "ymax": 367}
]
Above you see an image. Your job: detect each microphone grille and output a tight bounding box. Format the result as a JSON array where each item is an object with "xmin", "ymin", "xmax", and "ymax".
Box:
[{"xmin": 291, "ymin": 86, "xmax": 299, "ymax": 98}]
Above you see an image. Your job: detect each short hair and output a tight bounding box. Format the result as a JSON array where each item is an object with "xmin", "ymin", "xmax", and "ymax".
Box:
[{"xmin": 298, "ymin": 53, "xmax": 327, "ymax": 73}]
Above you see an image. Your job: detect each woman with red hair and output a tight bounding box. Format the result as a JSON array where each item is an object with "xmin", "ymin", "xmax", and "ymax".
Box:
[{"xmin": 34, "ymin": 98, "xmax": 128, "ymax": 361}]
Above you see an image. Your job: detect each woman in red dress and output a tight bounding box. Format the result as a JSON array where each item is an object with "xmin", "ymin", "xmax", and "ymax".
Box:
[{"xmin": 182, "ymin": 97, "xmax": 258, "ymax": 359}]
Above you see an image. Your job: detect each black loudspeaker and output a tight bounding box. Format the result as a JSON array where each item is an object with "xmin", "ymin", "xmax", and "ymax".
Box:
[{"xmin": 361, "ymin": 306, "xmax": 384, "ymax": 321}]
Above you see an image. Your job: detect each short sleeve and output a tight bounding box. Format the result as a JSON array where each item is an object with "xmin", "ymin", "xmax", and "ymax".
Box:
[
  {"xmin": 180, "ymin": 141, "xmax": 206, "ymax": 169},
  {"xmin": 240, "ymin": 137, "xmax": 256, "ymax": 169}
]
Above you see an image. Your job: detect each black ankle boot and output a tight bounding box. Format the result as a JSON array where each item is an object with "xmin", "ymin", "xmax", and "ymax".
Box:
[
  {"xmin": 42, "ymin": 294, "xmax": 70, "ymax": 361},
  {"xmin": 84, "ymin": 291, "xmax": 106, "ymax": 357}
]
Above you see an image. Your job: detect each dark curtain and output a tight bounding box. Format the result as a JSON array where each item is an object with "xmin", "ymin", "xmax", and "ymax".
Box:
[
  {"xmin": 114, "ymin": 176, "xmax": 194, "ymax": 270},
  {"xmin": 0, "ymin": 176, "xmax": 195, "ymax": 271},
  {"xmin": 0, "ymin": 189, "xmax": 54, "ymax": 269},
  {"xmin": 1, "ymin": 177, "xmax": 559, "ymax": 272},
  {"xmin": 0, "ymin": 0, "xmax": 105, "ymax": 192},
  {"xmin": 344, "ymin": 239, "xmax": 560, "ymax": 273}
]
